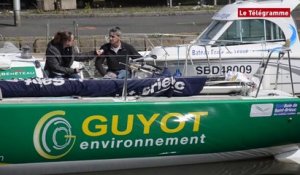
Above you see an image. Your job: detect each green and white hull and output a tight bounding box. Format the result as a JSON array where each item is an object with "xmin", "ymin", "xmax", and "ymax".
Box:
[{"xmin": 1, "ymin": 93, "xmax": 300, "ymax": 174}]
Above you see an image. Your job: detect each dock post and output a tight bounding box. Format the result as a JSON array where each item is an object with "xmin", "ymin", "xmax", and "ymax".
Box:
[{"xmin": 13, "ymin": 0, "xmax": 21, "ymax": 27}]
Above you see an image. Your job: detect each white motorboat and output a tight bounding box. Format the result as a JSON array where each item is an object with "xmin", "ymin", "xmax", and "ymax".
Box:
[{"xmin": 147, "ymin": 0, "xmax": 300, "ymax": 95}]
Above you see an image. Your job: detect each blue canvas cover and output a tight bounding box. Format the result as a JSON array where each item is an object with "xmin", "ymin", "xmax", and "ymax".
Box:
[{"xmin": 0, "ymin": 76, "xmax": 207, "ymax": 97}]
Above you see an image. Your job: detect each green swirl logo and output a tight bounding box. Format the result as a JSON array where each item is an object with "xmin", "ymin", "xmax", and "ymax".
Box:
[{"xmin": 33, "ymin": 110, "xmax": 76, "ymax": 159}]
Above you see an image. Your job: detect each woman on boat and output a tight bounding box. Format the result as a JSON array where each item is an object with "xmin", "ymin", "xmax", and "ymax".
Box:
[{"xmin": 44, "ymin": 31, "xmax": 101, "ymax": 78}]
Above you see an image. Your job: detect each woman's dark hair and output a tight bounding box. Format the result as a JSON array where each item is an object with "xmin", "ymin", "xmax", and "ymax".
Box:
[{"xmin": 52, "ymin": 31, "xmax": 73, "ymax": 44}]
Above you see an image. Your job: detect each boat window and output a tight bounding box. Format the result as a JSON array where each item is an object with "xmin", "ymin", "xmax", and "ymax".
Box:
[
  {"xmin": 216, "ymin": 19, "xmax": 285, "ymax": 46},
  {"xmin": 265, "ymin": 20, "xmax": 285, "ymax": 41},
  {"xmin": 241, "ymin": 19, "xmax": 265, "ymax": 41},
  {"xmin": 198, "ymin": 21, "xmax": 227, "ymax": 43},
  {"xmin": 217, "ymin": 20, "xmax": 242, "ymax": 45}
]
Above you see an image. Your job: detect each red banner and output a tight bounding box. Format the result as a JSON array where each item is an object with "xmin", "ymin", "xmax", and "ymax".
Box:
[{"xmin": 238, "ymin": 8, "xmax": 290, "ymax": 17}]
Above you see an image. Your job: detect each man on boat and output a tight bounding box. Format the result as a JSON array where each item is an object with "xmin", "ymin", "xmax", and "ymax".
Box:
[
  {"xmin": 95, "ymin": 27, "xmax": 142, "ymax": 79},
  {"xmin": 44, "ymin": 31, "xmax": 101, "ymax": 78}
]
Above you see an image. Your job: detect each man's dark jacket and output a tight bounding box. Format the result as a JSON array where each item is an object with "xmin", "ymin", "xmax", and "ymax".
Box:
[{"xmin": 95, "ymin": 41, "xmax": 141, "ymax": 76}]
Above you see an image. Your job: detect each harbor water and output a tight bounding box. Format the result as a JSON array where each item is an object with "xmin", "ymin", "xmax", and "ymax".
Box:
[{"xmin": 57, "ymin": 158, "xmax": 300, "ymax": 175}]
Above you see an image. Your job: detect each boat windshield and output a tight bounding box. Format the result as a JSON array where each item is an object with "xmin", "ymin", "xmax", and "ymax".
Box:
[
  {"xmin": 196, "ymin": 19, "xmax": 285, "ymax": 46},
  {"xmin": 197, "ymin": 20, "xmax": 227, "ymax": 44},
  {"xmin": 216, "ymin": 19, "xmax": 285, "ymax": 45}
]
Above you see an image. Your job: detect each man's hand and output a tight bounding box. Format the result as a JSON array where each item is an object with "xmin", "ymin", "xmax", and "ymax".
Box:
[
  {"xmin": 74, "ymin": 68, "xmax": 81, "ymax": 73},
  {"xmin": 96, "ymin": 49, "xmax": 104, "ymax": 56}
]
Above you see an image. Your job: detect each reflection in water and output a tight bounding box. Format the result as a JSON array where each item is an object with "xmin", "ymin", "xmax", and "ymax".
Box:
[{"xmin": 61, "ymin": 158, "xmax": 300, "ymax": 175}]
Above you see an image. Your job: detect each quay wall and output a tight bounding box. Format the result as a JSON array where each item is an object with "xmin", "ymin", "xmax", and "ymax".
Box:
[
  {"xmin": 1, "ymin": 33, "xmax": 198, "ymax": 77},
  {"xmin": 1, "ymin": 33, "xmax": 198, "ymax": 56}
]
